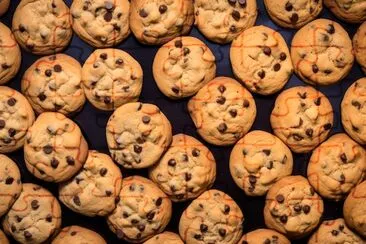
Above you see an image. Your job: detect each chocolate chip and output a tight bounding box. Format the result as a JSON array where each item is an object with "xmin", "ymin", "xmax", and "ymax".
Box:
[
  {"xmin": 172, "ymin": 87, "xmax": 179, "ymax": 94},
  {"xmin": 228, "ymin": 0, "xmax": 237, "ymax": 5},
  {"xmin": 263, "ymin": 149, "xmax": 271, "ymax": 156},
  {"xmin": 115, "ymin": 196, "xmax": 120, "ymax": 204},
  {"xmin": 104, "ymin": 96, "xmax": 111, "ymax": 104},
  {"xmin": 238, "ymin": 0, "xmax": 246, "ymax": 7},
  {"xmin": 104, "ymin": 12, "xmax": 113, "ymax": 22},
  {"xmin": 340, "ymin": 174, "xmax": 345, "ymax": 183},
  {"xmin": 192, "ymin": 148, "xmax": 200, "ymax": 157},
  {"xmin": 327, "ymin": 24, "xmax": 335, "ymax": 34},
  {"xmin": 218, "ymin": 85, "xmax": 226, "ymax": 93},
  {"xmin": 249, "ymin": 175, "xmax": 257, "ymax": 184},
  {"xmin": 217, "ymin": 123, "xmax": 227, "ymax": 133},
  {"xmin": 8, "ymin": 128, "xmax": 16, "ymax": 137},
  {"xmin": 285, "ymin": 2, "xmax": 293, "ymax": 11},
  {"xmin": 306, "ymin": 128, "xmax": 313, "ymax": 137},
  {"xmin": 7, "ymin": 98, "xmax": 16, "ymax": 106},
  {"xmin": 31, "ymin": 200, "xmax": 39, "ymax": 210},
  {"xmin": 100, "ymin": 53, "xmax": 108, "ymax": 60},
  {"xmin": 46, "ymin": 214, "xmax": 52, "ymax": 222},
  {"xmin": 352, "ymin": 100, "xmax": 361, "ymax": 109},
  {"xmin": 43, "ymin": 145, "xmax": 53, "ymax": 154},
  {"xmin": 19, "ymin": 24, "xmax": 26, "ymax": 32},
  {"xmin": 45, "ymin": 69, "xmax": 52, "ymax": 77},
  {"xmin": 53, "ymin": 64, "xmax": 62, "ymax": 72},
  {"xmin": 280, "ymin": 215, "xmax": 288, "ymax": 223},
  {"xmin": 276, "ymin": 194, "xmax": 284, "ymax": 203},
  {"xmin": 267, "ymin": 161, "xmax": 273, "ymax": 169},
  {"xmin": 100, "ymin": 168, "xmax": 108, "ymax": 176},
  {"xmin": 159, "ymin": 4, "xmax": 167, "ymax": 14},
  {"xmin": 11, "ymin": 225, "xmax": 16, "ymax": 232},
  {"xmin": 331, "ymin": 229, "xmax": 339, "ymax": 236},
  {"xmin": 303, "ymin": 205, "xmax": 311, "ymax": 214},
  {"xmin": 194, "ymin": 234, "xmax": 202, "ymax": 240},
  {"xmin": 5, "ymin": 177, "xmax": 14, "ymax": 185},
  {"xmin": 66, "ymin": 156, "xmax": 75, "ymax": 165},
  {"xmin": 36, "ymin": 92, "xmax": 47, "ymax": 102},
  {"xmin": 185, "ymin": 173, "xmax": 192, "ymax": 181},
  {"xmin": 314, "ymin": 97, "xmax": 321, "ymax": 106},
  {"xmin": 248, "ymin": 185, "xmax": 255, "ymax": 192},
  {"xmin": 216, "ymin": 96, "xmax": 226, "ymax": 104},
  {"xmin": 224, "ymin": 204, "xmax": 230, "ymax": 214},
  {"xmin": 219, "ymin": 228, "xmax": 226, "ymax": 237},
  {"xmin": 352, "ymin": 125, "xmax": 359, "ymax": 132},
  {"xmin": 264, "ymin": 239, "xmax": 271, "ymax": 244},
  {"xmin": 230, "ymin": 25, "xmax": 237, "ymax": 32},
  {"xmin": 243, "ymin": 99, "xmax": 250, "ymax": 108},
  {"xmin": 168, "ymin": 159, "xmax": 176, "ymax": 167},
  {"xmin": 258, "ymin": 70, "xmax": 265, "ymax": 79},
  {"xmin": 263, "ymin": 46, "xmax": 271, "ymax": 56},
  {"xmin": 293, "ymin": 133, "xmax": 304, "ymax": 141},
  {"xmin": 175, "ymin": 40, "xmax": 183, "ymax": 48},
  {"xmin": 290, "ymin": 13, "xmax": 299, "ymax": 23},
  {"xmin": 324, "ymin": 69, "xmax": 332, "ymax": 74},
  {"xmin": 51, "ymin": 158, "xmax": 59, "ymax": 169},
  {"xmin": 146, "ymin": 211, "xmax": 155, "ymax": 220},
  {"xmin": 139, "ymin": 9, "xmax": 148, "ymax": 18},
  {"xmin": 242, "ymin": 241, "xmax": 248, "ymax": 244},
  {"xmin": 229, "ymin": 109, "xmax": 237, "ymax": 118},
  {"xmin": 323, "ymin": 123, "xmax": 332, "ymax": 130},
  {"xmin": 24, "ymin": 231, "xmax": 32, "ymax": 239},
  {"xmin": 1, "ymin": 63, "xmax": 9, "ymax": 69},
  {"xmin": 339, "ymin": 225, "xmax": 344, "ymax": 231},
  {"xmin": 294, "ymin": 204, "xmax": 302, "ymax": 212},
  {"xmin": 73, "ymin": 196, "xmax": 81, "ymax": 206},
  {"xmin": 232, "ymin": 10, "xmax": 241, "ymax": 21},
  {"xmin": 134, "ymin": 145, "xmax": 142, "ymax": 154},
  {"xmin": 137, "ymin": 224, "xmax": 145, "ymax": 232},
  {"xmin": 273, "ymin": 63, "xmax": 281, "ymax": 72},
  {"xmin": 116, "ymin": 58, "xmax": 124, "ymax": 65},
  {"xmin": 183, "ymin": 47, "xmax": 190, "ymax": 56},
  {"xmin": 200, "ymin": 224, "xmax": 208, "ymax": 232},
  {"xmin": 142, "ymin": 116, "xmax": 150, "ymax": 124},
  {"xmin": 310, "ymin": 187, "xmax": 315, "ymax": 196},
  {"xmin": 280, "ymin": 52, "xmax": 287, "ymax": 61},
  {"xmin": 297, "ymin": 92, "xmax": 307, "ymax": 99},
  {"xmin": 155, "ymin": 197, "xmax": 162, "ymax": 206},
  {"xmin": 340, "ymin": 153, "xmax": 347, "ymax": 163},
  {"xmin": 0, "ymin": 120, "xmax": 5, "ymax": 129},
  {"xmin": 131, "ymin": 219, "xmax": 139, "ymax": 225}
]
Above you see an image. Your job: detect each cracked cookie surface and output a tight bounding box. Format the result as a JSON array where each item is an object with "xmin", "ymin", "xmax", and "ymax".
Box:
[
  {"xmin": 353, "ymin": 21, "xmax": 366, "ymax": 74},
  {"xmin": 291, "ymin": 19, "xmax": 354, "ymax": 86},
  {"xmin": 52, "ymin": 225, "xmax": 106, "ymax": 244},
  {"xmin": 144, "ymin": 231, "xmax": 184, "ymax": 244},
  {"xmin": 230, "ymin": 25, "xmax": 293, "ymax": 95},
  {"xmin": 324, "ymin": 0, "xmax": 366, "ymax": 23},
  {"xmin": 239, "ymin": 228, "xmax": 290, "ymax": 244}
]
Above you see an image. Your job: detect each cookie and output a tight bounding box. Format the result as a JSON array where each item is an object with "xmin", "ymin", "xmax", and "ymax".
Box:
[
  {"xmin": 59, "ymin": 150, "xmax": 122, "ymax": 217},
  {"xmin": 179, "ymin": 189, "xmax": 244, "ymax": 244},
  {"xmin": 71, "ymin": 0, "xmax": 130, "ymax": 47},
  {"xmin": 270, "ymin": 86, "xmax": 334, "ymax": 153},
  {"xmin": 194, "ymin": 0, "xmax": 257, "ymax": 44},
  {"xmin": 24, "ymin": 112, "xmax": 89, "ymax": 183},
  {"xmin": 2, "ymin": 183, "xmax": 62, "ymax": 244},
  {"xmin": 291, "ymin": 19, "xmax": 354, "ymax": 86},
  {"xmin": 129, "ymin": 0, "xmax": 194, "ymax": 45},
  {"xmin": 343, "ymin": 180, "xmax": 366, "ymax": 238},
  {"xmin": 188, "ymin": 76, "xmax": 256, "ymax": 146},
  {"xmin": 153, "ymin": 36, "xmax": 216, "ymax": 99},
  {"xmin": 0, "ymin": 86, "xmax": 35, "ymax": 153},
  {"xmin": 229, "ymin": 130, "xmax": 293, "ymax": 196},
  {"xmin": 149, "ymin": 134, "xmax": 216, "ymax": 202},
  {"xmin": 264, "ymin": 0, "xmax": 323, "ymax": 29},
  {"xmin": 21, "ymin": 54, "xmax": 85, "ymax": 116},
  {"xmin": 308, "ymin": 133, "xmax": 366, "ymax": 201},
  {"xmin": 239, "ymin": 229, "xmax": 291, "ymax": 244},
  {"xmin": 82, "ymin": 48, "xmax": 143, "ymax": 111},
  {"xmin": 0, "ymin": 0, "xmax": 10, "ymax": 16},
  {"xmin": 308, "ymin": 218, "xmax": 364, "ymax": 243},
  {"xmin": 324, "ymin": 0, "xmax": 366, "ymax": 23},
  {"xmin": 0, "ymin": 154, "xmax": 22, "ymax": 218},
  {"xmin": 353, "ymin": 21, "xmax": 366, "ymax": 74},
  {"xmin": 106, "ymin": 102, "xmax": 172, "ymax": 169},
  {"xmin": 0, "ymin": 22, "xmax": 21, "ymax": 85},
  {"xmin": 144, "ymin": 231, "xmax": 184, "ymax": 244},
  {"xmin": 52, "ymin": 225, "xmax": 106, "ymax": 244},
  {"xmin": 0, "ymin": 229, "xmax": 9, "ymax": 244},
  {"xmin": 12, "ymin": 0, "xmax": 72, "ymax": 55},
  {"xmin": 107, "ymin": 176, "xmax": 172, "ymax": 243},
  {"xmin": 230, "ymin": 25, "xmax": 293, "ymax": 95}
]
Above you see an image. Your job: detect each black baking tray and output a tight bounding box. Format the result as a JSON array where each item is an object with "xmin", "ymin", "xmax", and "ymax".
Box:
[{"xmin": 1, "ymin": 0, "xmax": 364, "ymax": 243}]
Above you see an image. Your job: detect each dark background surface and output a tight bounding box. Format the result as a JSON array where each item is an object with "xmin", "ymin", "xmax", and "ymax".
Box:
[{"xmin": 1, "ymin": 0, "xmax": 364, "ymax": 243}]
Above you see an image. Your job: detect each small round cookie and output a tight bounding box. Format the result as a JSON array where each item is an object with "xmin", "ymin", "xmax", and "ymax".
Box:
[
  {"xmin": 0, "ymin": 229, "xmax": 9, "ymax": 244},
  {"xmin": 107, "ymin": 176, "xmax": 172, "ymax": 243},
  {"xmin": 82, "ymin": 48, "xmax": 143, "ymax": 111},
  {"xmin": 264, "ymin": 0, "xmax": 323, "ymax": 29},
  {"xmin": 153, "ymin": 36, "xmax": 216, "ymax": 99},
  {"xmin": 239, "ymin": 229, "xmax": 291, "ymax": 244},
  {"xmin": 0, "ymin": 22, "xmax": 21, "ymax": 85},
  {"xmin": 144, "ymin": 232, "xmax": 184, "ymax": 244},
  {"xmin": 24, "ymin": 112, "xmax": 89, "ymax": 183},
  {"xmin": 2, "ymin": 183, "xmax": 62, "ymax": 244},
  {"xmin": 194, "ymin": 0, "xmax": 257, "ymax": 44},
  {"xmin": 71, "ymin": 0, "xmax": 130, "ymax": 47},
  {"xmin": 0, "ymin": 86, "xmax": 35, "ymax": 153},
  {"xmin": 179, "ymin": 189, "xmax": 244, "ymax": 244},
  {"xmin": 324, "ymin": 0, "xmax": 366, "ymax": 23},
  {"xmin": 129, "ymin": 0, "xmax": 194, "ymax": 45},
  {"xmin": 308, "ymin": 218, "xmax": 364, "ymax": 244},
  {"xmin": 291, "ymin": 19, "xmax": 354, "ymax": 86},
  {"xmin": 230, "ymin": 25, "xmax": 293, "ymax": 95},
  {"xmin": 59, "ymin": 151, "xmax": 122, "ymax": 217},
  {"xmin": 52, "ymin": 225, "xmax": 106, "ymax": 244},
  {"xmin": 188, "ymin": 76, "xmax": 257, "ymax": 146},
  {"xmin": 106, "ymin": 102, "xmax": 172, "ymax": 169},
  {"xmin": 308, "ymin": 133, "xmax": 366, "ymax": 201},
  {"xmin": 12, "ymin": 0, "xmax": 72, "ymax": 55},
  {"xmin": 149, "ymin": 134, "xmax": 216, "ymax": 202},
  {"xmin": 229, "ymin": 130, "xmax": 293, "ymax": 196},
  {"xmin": 354, "ymin": 22, "xmax": 366, "ymax": 74},
  {"xmin": 21, "ymin": 54, "xmax": 85, "ymax": 116},
  {"xmin": 270, "ymin": 86, "xmax": 334, "ymax": 153},
  {"xmin": 0, "ymin": 0, "xmax": 10, "ymax": 16}
]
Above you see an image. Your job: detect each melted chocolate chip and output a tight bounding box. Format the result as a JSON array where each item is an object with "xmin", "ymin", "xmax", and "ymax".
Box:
[
  {"xmin": 263, "ymin": 149, "xmax": 271, "ymax": 156},
  {"xmin": 217, "ymin": 123, "xmax": 227, "ymax": 133},
  {"xmin": 306, "ymin": 128, "xmax": 313, "ymax": 137},
  {"xmin": 219, "ymin": 228, "xmax": 226, "ymax": 237},
  {"xmin": 51, "ymin": 158, "xmax": 59, "ymax": 169},
  {"xmin": 352, "ymin": 100, "xmax": 361, "ymax": 109},
  {"xmin": 46, "ymin": 214, "xmax": 52, "ymax": 222},
  {"xmin": 24, "ymin": 231, "xmax": 32, "ymax": 240},
  {"xmin": 303, "ymin": 205, "xmax": 311, "ymax": 214},
  {"xmin": 137, "ymin": 224, "xmax": 145, "ymax": 232},
  {"xmin": 45, "ymin": 69, "xmax": 52, "ymax": 77},
  {"xmin": 218, "ymin": 85, "xmax": 226, "ymax": 93},
  {"xmin": 194, "ymin": 234, "xmax": 202, "ymax": 240},
  {"xmin": 323, "ymin": 123, "xmax": 332, "ymax": 130},
  {"xmin": 73, "ymin": 196, "xmax": 81, "ymax": 206},
  {"xmin": 290, "ymin": 13, "xmax": 299, "ymax": 23},
  {"xmin": 216, "ymin": 96, "xmax": 226, "ymax": 105},
  {"xmin": 273, "ymin": 63, "xmax": 281, "ymax": 71},
  {"xmin": 183, "ymin": 47, "xmax": 190, "ymax": 56},
  {"xmin": 331, "ymin": 229, "xmax": 339, "ymax": 236},
  {"xmin": 7, "ymin": 98, "xmax": 16, "ymax": 106},
  {"xmin": 185, "ymin": 173, "xmax": 192, "ymax": 181},
  {"xmin": 192, "ymin": 148, "xmax": 200, "ymax": 157},
  {"xmin": 8, "ymin": 128, "xmax": 16, "ymax": 137},
  {"xmin": 38, "ymin": 92, "xmax": 47, "ymax": 102},
  {"xmin": 327, "ymin": 24, "xmax": 335, "ymax": 34},
  {"xmin": 229, "ymin": 109, "xmax": 237, "ymax": 118},
  {"xmin": 276, "ymin": 194, "xmax": 284, "ymax": 203},
  {"xmin": 175, "ymin": 40, "xmax": 183, "ymax": 48},
  {"xmin": 280, "ymin": 52, "xmax": 287, "ymax": 61},
  {"xmin": 0, "ymin": 120, "xmax": 5, "ymax": 129},
  {"xmin": 243, "ymin": 99, "xmax": 250, "ymax": 108},
  {"xmin": 224, "ymin": 204, "xmax": 230, "ymax": 214},
  {"xmin": 263, "ymin": 46, "xmax": 271, "ymax": 56},
  {"xmin": 104, "ymin": 12, "xmax": 113, "ymax": 22},
  {"xmin": 19, "ymin": 24, "xmax": 26, "ymax": 32},
  {"xmin": 324, "ymin": 69, "xmax": 332, "ymax": 74},
  {"xmin": 314, "ymin": 97, "xmax": 321, "ymax": 106},
  {"xmin": 146, "ymin": 211, "xmax": 155, "ymax": 220},
  {"xmin": 116, "ymin": 58, "xmax": 124, "ymax": 65},
  {"xmin": 264, "ymin": 239, "xmax": 271, "ymax": 244},
  {"xmin": 200, "ymin": 224, "xmax": 208, "ymax": 232},
  {"xmin": 43, "ymin": 145, "xmax": 53, "ymax": 154},
  {"xmin": 159, "ymin": 4, "xmax": 167, "ymax": 14},
  {"xmin": 294, "ymin": 204, "xmax": 302, "ymax": 212},
  {"xmin": 139, "ymin": 9, "xmax": 148, "ymax": 18},
  {"xmin": 31, "ymin": 200, "xmax": 39, "ymax": 210},
  {"xmin": 53, "ymin": 64, "xmax": 62, "ymax": 72},
  {"xmin": 285, "ymin": 2, "xmax": 293, "ymax": 11},
  {"xmin": 258, "ymin": 70, "xmax": 265, "ymax": 79},
  {"xmin": 100, "ymin": 53, "xmax": 108, "ymax": 60},
  {"xmin": 340, "ymin": 153, "xmax": 347, "ymax": 163},
  {"xmin": 172, "ymin": 87, "xmax": 179, "ymax": 94},
  {"xmin": 232, "ymin": 10, "xmax": 241, "ymax": 21},
  {"xmin": 280, "ymin": 215, "xmax": 288, "ymax": 223},
  {"xmin": 142, "ymin": 116, "xmax": 150, "ymax": 124},
  {"xmin": 155, "ymin": 197, "xmax": 162, "ymax": 206},
  {"xmin": 249, "ymin": 175, "xmax": 257, "ymax": 184},
  {"xmin": 100, "ymin": 168, "xmax": 108, "ymax": 176},
  {"xmin": 238, "ymin": 0, "xmax": 247, "ymax": 7},
  {"xmin": 168, "ymin": 159, "xmax": 176, "ymax": 167},
  {"xmin": 5, "ymin": 177, "xmax": 14, "ymax": 185},
  {"xmin": 66, "ymin": 156, "xmax": 75, "ymax": 165},
  {"xmin": 104, "ymin": 96, "xmax": 111, "ymax": 104}
]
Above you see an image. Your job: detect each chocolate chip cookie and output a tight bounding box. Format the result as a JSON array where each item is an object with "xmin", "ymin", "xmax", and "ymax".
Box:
[
  {"xmin": 107, "ymin": 176, "xmax": 172, "ymax": 243},
  {"xmin": 270, "ymin": 86, "xmax": 334, "ymax": 153},
  {"xmin": 12, "ymin": 0, "xmax": 72, "ymax": 55},
  {"xmin": 2, "ymin": 183, "xmax": 62, "ymax": 244},
  {"xmin": 264, "ymin": 176, "xmax": 324, "ymax": 239},
  {"xmin": 291, "ymin": 19, "xmax": 354, "ymax": 85},
  {"xmin": 106, "ymin": 102, "xmax": 172, "ymax": 169},
  {"xmin": 229, "ymin": 130, "xmax": 293, "ymax": 196},
  {"xmin": 188, "ymin": 76, "xmax": 257, "ymax": 146},
  {"xmin": 71, "ymin": 0, "xmax": 130, "ymax": 47},
  {"xmin": 52, "ymin": 225, "xmax": 106, "ymax": 244},
  {"xmin": 149, "ymin": 134, "xmax": 216, "ymax": 202},
  {"xmin": 0, "ymin": 86, "xmax": 35, "ymax": 153},
  {"xmin": 59, "ymin": 150, "xmax": 122, "ymax": 217},
  {"xmin": 0, "ymin": 229, "xmax": 9, "ymax": 244},
  {"xmin": 354, "ymin": 21, "xmax": 366, "ymax": 74},
  {"xmin": 179, "ymin": 189, "xmax": 244, "ymax": 244},
  {"xmin": 144, "ymin": 231, "xmax": 184, "ymax": 244},
  {"xmin": 230, "ymin": 25, "xmax": 293, "ymax": 95},
  {"xmin": 129, "ymin": 0, "xmax": 194, "ymax": 45},
  {"xmin": 194, "ymin": 0, "xmax": 257, "ymax": 44},
  {"xmin": 24, "ymin": 112, "xmax": 89, "ymax": 183},
  {"xmin": 22, "ymin": 54, "xmax": 85, "ymax": 115},
  {"xmin": 82, "ymin": 48, "xmax": 143, "ymax": 111},
  {"xmin": 325, "ymin": 0, "xmax": 366, "ymax": 23},
  {"xmin": 153, "ymin": 36, "xmax": 216, "ymax": 99},
  {"xmin": 239, "ymin": 229, "xmax": 291, "ymax": 244},
  {"xmin": 0, "ymin": 0, "xmax": 10, "ymax": 16}
]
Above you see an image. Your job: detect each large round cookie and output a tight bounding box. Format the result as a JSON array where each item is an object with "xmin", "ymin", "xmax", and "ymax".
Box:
[
  {"xmin": 188, "ymin": 76, "xmax": 256, "ymax": 146},
  {"xmin": 229, "ymin": 130, "xmax": 293, "ymax": 196},
  {"xmin": 2, "ymin": 183, "xmax": 62, "ymax": 244},
  {"xmin": 153, "ymin": 36, "xmax": 216, "ymax": 99},
  {"xmin": 82, "ymin": 48, "xmax": 143, "ymax": 111},
  {"xmin": 52, "ymin": 225, "xmax": 106, "ymax": 244},
  {"xmin": 0, "ymin": 229, "xmax": 9, "ymax": 244},
  {"xmin": 59, "ymin": 150, "xmax": 122, "ymax": 217},
  {"xmin": 149, "ymin": 134, "xmax": 216, "ymax": 202},
  {"xmin": 264, "ymin": 176, "xmax": 324, "ymax": 239},
  {"xmin": 71, "ymin": 0, "xmax": 130, "ymax": 47},
  {"xmin": 230, "ymin": 25, "xmax": 293, "ymax": 95},
  {"xmin": 308, "ymin": 133, "xmax": 366, "ymax": 201},
  {"xmin": 179, "ymin": 189, "xmax": 244, "ymax": 244},
  {"xmin": 194, "ymin": 0, "xmax": 257, "ymax": 44},
  {"xmin": 129, "ymin": 0, "xmax": 194, "ymax": 45},
  {"xmin": 106, "ymin": 102, "xmax": 172, "ymax": 169},
  {"xmin": 291, "ymin": 19, "xmax": 354, "ymax": 86},
  {"xmin": 12, "ymin": 0, "xmax": 72, "ymax": 55},
  {"xmin": 24, "ymin": 112, "xmax": 89, "ymax": 183},
  {"xmin": 354, "ymin": 22, "xmax": 366, "ymax": 74},
  {"xmin": 239, "ymin": 229, "xmax": 290, "ymax": 244},
  {"xmin": 107, "ymin": 176, "xmax": 172, "ymax": 243},
  {"xmin": 270, "ymin": 86, "xmax": 334, "ymax": 153},
  {"xmin": 0, "ymin": 0, "xmax": 10, "ymax": 16},
  {"xmin": 0, "ymin": 86, "xmax": 35, "ymax": 153},
  {"xmin": 324, "ymin": 0, "xmax": 366, "ymax": 23},
  {"xmin": 21, "ymin": 54, "xmax": 85, "ymax": 115},
  {"xmin": 0, "ymin": 22, "xmax": 21, "ymax": 85},
  {"xmin": 144, "ymin": 231, "xmax": 184, "ymax": 244}
]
